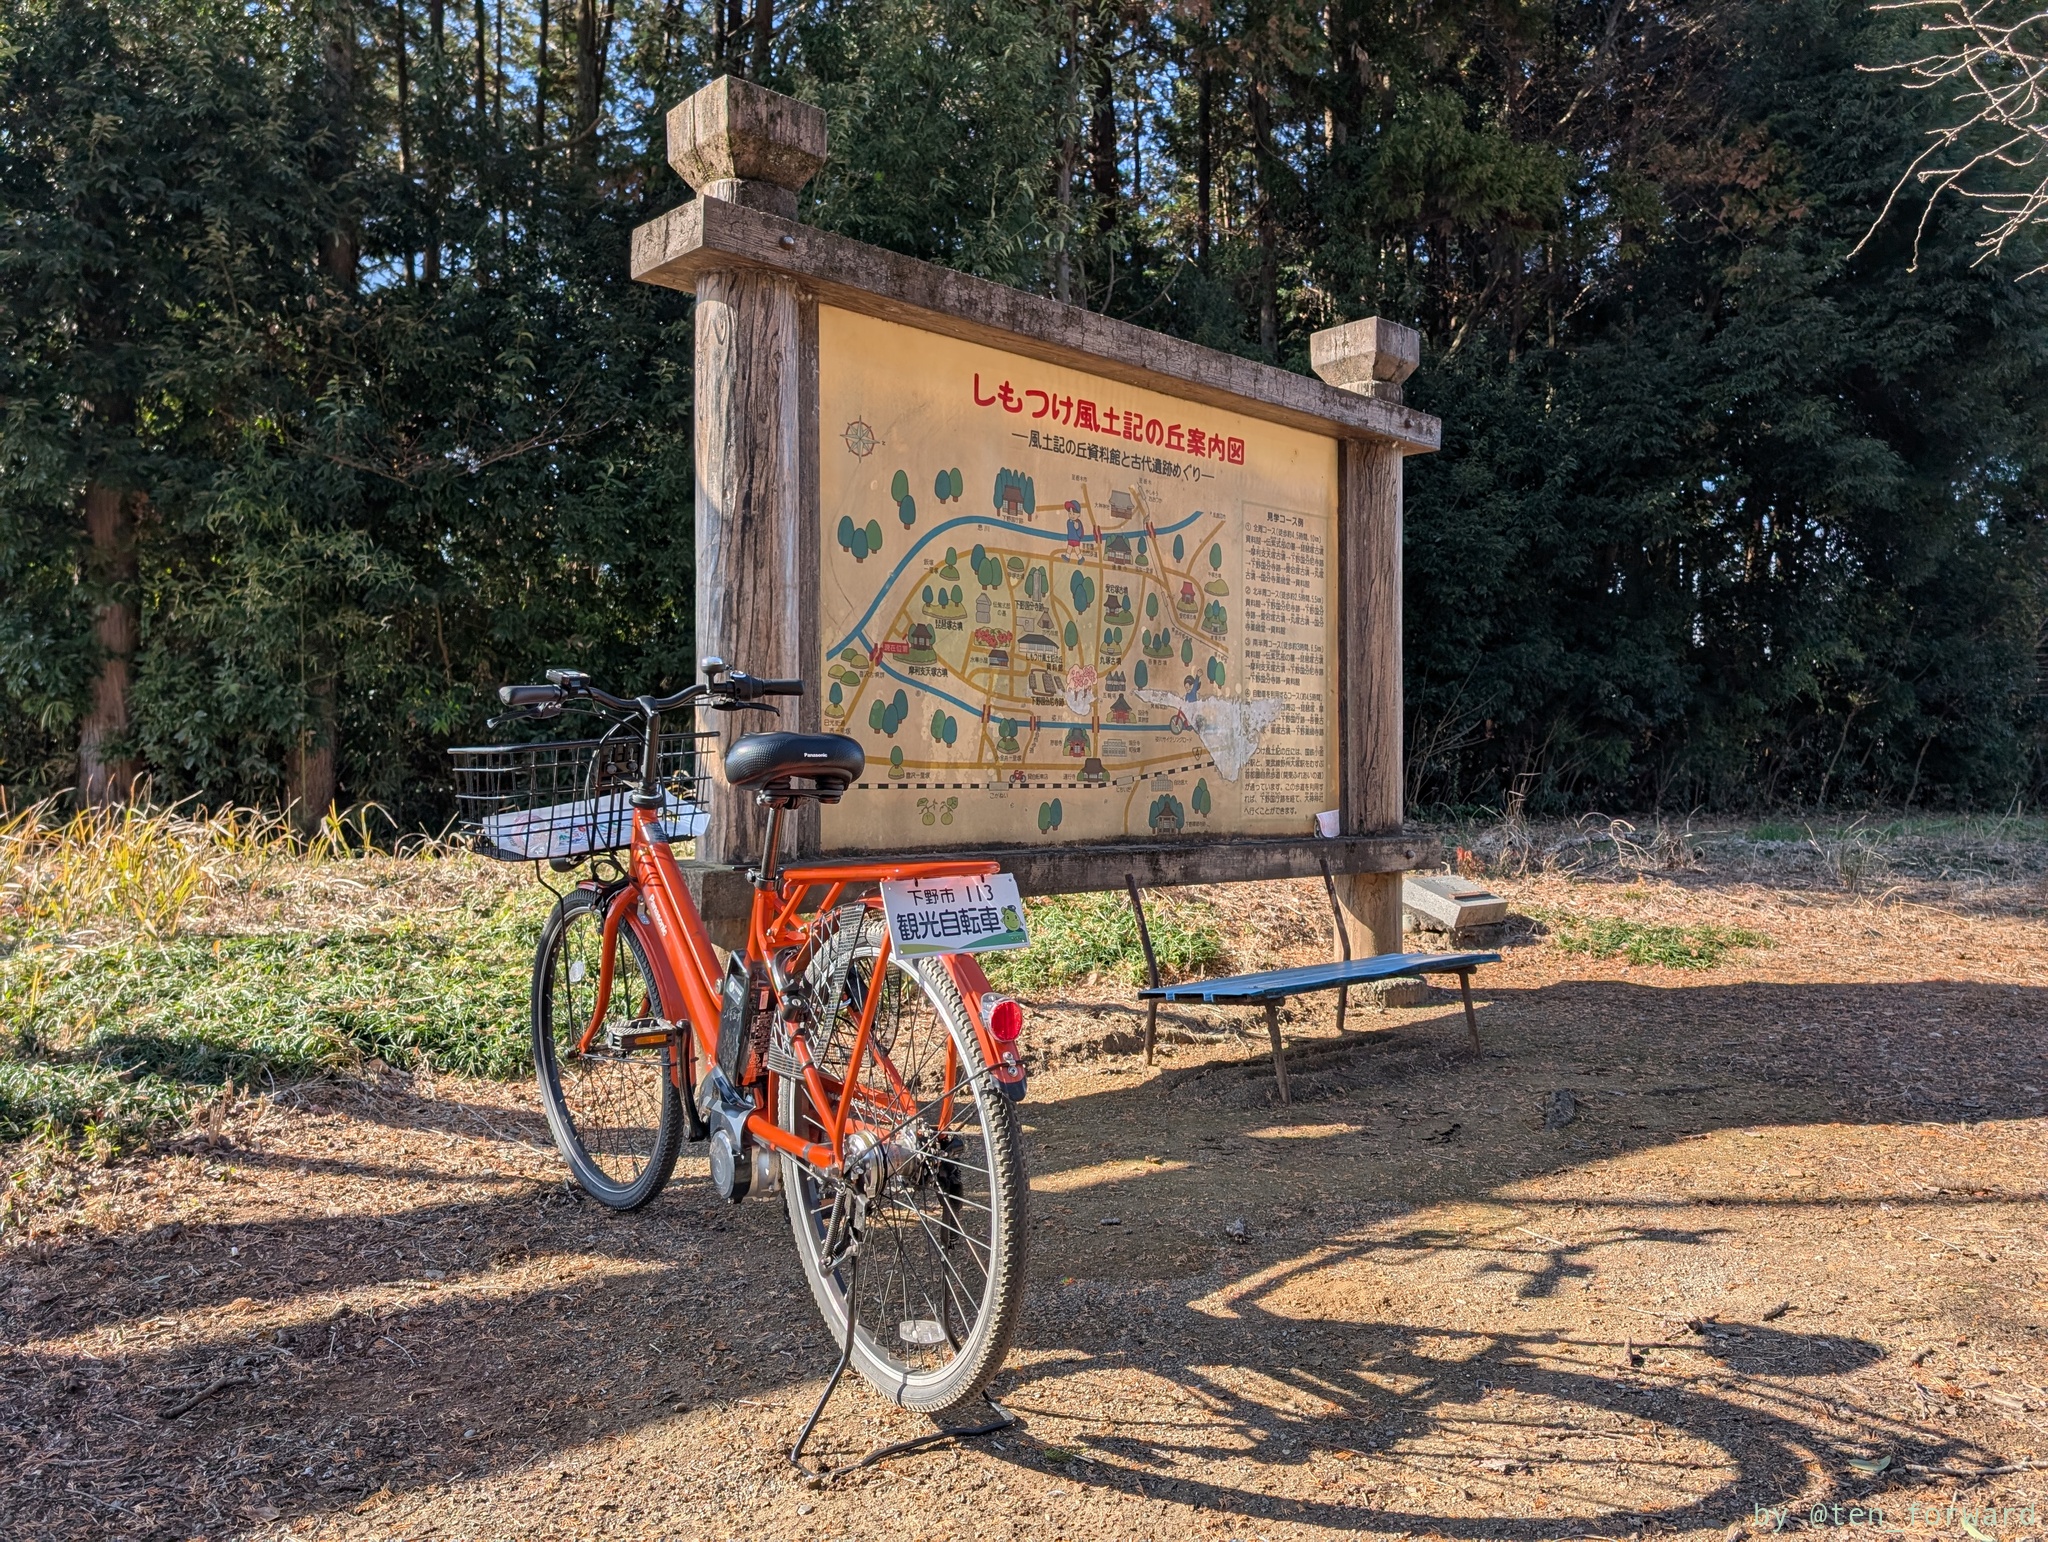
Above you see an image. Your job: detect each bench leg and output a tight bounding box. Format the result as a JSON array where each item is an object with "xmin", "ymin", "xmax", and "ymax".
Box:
[
  {"xmin": 1335, "ymin": 984, "xmax": 1348, "ymax": 1038},
  {"xmin": 1265, "ymin": 1001, "xmax": 1290, "ymax": 1105},
  {"xmin": 1143, "ymin": 1000, "xmax": 1159, "ymax": 1066},
  {"xmin": 1458, "ymin": 971, "xmax": 1480, "ymax": 1051}
]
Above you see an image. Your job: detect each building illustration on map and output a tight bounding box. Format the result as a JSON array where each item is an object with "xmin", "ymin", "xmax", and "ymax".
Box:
[{"xmin": 815, "ymin": 307, "xmax": 1339, "ymax": 851}]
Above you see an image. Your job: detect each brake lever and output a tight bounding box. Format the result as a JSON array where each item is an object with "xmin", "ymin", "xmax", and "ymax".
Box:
[
  {"xmin": 708, "ymin": 699, "xmax": 780, "ymax": 716},
  {"xmin": 486, "ymin": 705, "xmax": 563, "ymax": 729}
]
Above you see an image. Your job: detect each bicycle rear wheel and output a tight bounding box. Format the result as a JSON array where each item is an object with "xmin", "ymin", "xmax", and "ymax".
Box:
[
  {"xmin": 532, "ymin": 886, "xmax": 685, "ymax": 1210},
  {"xmin": 778, "ymin": 908, "xmax": 1028, "ymax": 1415}
]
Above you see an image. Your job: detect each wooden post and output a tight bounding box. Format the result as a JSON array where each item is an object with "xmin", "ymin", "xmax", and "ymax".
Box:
[
  {"xmin": 1312, "ymin": 318, "xmax": 1422, "ymax": 1001},
  {"xmin": 667, "ymin": 78, "xmax": 828, "ymax": 881}
]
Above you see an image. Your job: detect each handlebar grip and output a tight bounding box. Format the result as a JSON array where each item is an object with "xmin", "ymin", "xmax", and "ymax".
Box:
[
  {"xmin": 721, "ymin": 669, "xmax": 803, "ymax": 701},
  {"xmin": 499, "ymin": 683, "xmax": 566, "ymax": 709}
]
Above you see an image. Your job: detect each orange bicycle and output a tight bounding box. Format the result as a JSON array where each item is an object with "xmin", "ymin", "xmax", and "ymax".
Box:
[{"xmin": 450, "ymin": 659, "xmax": 1031, "ymax": 1422}]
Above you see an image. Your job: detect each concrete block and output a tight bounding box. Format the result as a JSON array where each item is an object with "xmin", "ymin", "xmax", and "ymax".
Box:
[{"xmin": 1403, "ymin": 873, "xmax": 1509, "ymax": 934}]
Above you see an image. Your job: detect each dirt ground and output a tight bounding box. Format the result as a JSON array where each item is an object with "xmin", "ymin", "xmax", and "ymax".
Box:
[{"xmin": 6, "ymin": 849, "xmax": 2048, "ymax": 1542}]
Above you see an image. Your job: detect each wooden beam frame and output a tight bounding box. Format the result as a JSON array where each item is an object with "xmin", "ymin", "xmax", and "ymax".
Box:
[
  {"xmin": 633, "ymin": 197, "xmax": 1439, "ymax": 453},
  {"xmin": 781, "ymin": 832, "xmax": 1431, "ymax": 896}
]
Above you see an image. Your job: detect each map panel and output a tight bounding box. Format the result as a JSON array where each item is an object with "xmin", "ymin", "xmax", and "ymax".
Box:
[{"xmin": 816, "ymin": 306, "xmax": 1339, "ymax": 851}]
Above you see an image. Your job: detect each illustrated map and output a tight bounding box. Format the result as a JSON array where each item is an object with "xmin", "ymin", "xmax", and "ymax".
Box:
[{"xmin": 815, "ymin": 306, "xmax": 1340, "ymax": 851}]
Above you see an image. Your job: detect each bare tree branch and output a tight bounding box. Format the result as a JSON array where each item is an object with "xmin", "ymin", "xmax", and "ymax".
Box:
[{"xmin": 1855, "ymin": 2, "xmax": 2048, "ymax": 278}]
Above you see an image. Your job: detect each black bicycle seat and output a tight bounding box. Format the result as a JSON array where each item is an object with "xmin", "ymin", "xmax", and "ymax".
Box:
[{"xmin": 724, "ymin": 732, "xmax": 865, "ymax": 805}]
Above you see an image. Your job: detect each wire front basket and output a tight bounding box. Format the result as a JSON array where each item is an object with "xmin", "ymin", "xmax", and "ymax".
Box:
[{"xmin": 449, "ymin": 728, "xmax": 714, "ymax": 863}]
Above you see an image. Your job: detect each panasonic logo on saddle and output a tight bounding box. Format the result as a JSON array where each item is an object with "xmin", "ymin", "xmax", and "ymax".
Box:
[{"xmin": 804, "ymin": 752, "xmax": 826, "ymax": 758}]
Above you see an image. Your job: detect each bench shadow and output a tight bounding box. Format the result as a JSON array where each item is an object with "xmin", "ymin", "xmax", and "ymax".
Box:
[{"xmin": 1151, "ymin": 975, "xmax": 2048, "ymax": 1128}]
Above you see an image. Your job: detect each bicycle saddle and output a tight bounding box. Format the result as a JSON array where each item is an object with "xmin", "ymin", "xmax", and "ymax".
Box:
[{"xmin": 724, "ymin": 731, "xmax": 865, "ymax": 805}]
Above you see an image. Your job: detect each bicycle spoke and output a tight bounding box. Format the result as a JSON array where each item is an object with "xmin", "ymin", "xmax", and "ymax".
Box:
[
  {"xmin": 887, "ymin": 1223, "xmax": 952, "ymax": 1371},
  {"xmin": 781, "ymin": 909, "xmax": 1023, "ymax": 1409},
  {"xmin": 903, "ymin": 1203, "xmax": 988, "ymax": 1309},
  {"xmin": 899, "ymin": 1201, "xmax": 995, "ymax": 1267},
  {"xmin": 920, "ymin": 1160, "xmax": 997, "ymax": 1202}
]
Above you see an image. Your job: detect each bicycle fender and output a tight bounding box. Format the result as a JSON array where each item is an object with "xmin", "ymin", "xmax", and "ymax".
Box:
[{"xmin": 935, "ymin": 952, "xmax": 1028, "ymax": 1102}]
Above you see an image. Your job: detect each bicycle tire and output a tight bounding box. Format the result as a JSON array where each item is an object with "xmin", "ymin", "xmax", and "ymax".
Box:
[
  {"xmin": 532, "ymin": 886, "xmax": 685, "ymax": 1210},
  {"xmin": 778, "ymin": 907, "xmax": 1028, "ymax": 1415}
]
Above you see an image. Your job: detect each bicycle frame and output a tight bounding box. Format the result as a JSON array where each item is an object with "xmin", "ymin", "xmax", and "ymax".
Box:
[{"xmin": 578, "ymin": 799, "xmax": 1009, "ymax": 1179}]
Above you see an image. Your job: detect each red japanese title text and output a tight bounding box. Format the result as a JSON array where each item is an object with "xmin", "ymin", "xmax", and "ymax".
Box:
[{"xmin": 973, "ymin": 374, "xmax": 1245, "ymax": 465}]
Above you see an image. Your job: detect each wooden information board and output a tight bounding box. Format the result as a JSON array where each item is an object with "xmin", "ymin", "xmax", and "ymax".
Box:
[{"xmin": 631, "ymin": 77, "xmax": 1440, "ymax": 951}]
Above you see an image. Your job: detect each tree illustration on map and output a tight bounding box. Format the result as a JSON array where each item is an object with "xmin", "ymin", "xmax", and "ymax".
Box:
[{"xmin": 992, "ymin": 469, "xmax": 1035, "ymax": 517}]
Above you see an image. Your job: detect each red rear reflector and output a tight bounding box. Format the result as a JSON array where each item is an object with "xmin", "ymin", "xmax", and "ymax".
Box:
[{"xmin": 984, "ymin": 996, "xmax": 1023, "ymax": 1043}]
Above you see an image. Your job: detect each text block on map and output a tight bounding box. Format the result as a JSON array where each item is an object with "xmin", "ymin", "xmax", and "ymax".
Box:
[{"xmin": 815, "ymin": 306, "xmax": 1339, "ymax": 851}]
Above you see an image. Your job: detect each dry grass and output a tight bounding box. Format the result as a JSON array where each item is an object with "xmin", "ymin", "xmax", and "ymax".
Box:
[
  {"xmin": 1429, "ymin": 810, "xmax": 2048, "ymax": 915},
  {"xmin": 0, "ymin": 797, "xmax": 473, "ymax": 945}
]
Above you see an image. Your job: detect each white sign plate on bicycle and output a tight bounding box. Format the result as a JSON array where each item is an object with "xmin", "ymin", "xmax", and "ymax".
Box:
[{"xmin": 879, "ymin": 873, "xmax": 1030, "ymax": 958}]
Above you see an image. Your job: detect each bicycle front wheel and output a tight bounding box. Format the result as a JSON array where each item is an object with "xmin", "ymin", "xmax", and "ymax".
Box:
[
  {"xmin": 532, "ymin": 886, "xmax": 684, "ymax": 1210},
  {"xmin": 778, "ymin": 908, "xmax": 1028, "ymax": 1415}
]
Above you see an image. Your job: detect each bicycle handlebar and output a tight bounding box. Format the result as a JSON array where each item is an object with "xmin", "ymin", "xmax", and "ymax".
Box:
[
  {"xmin": 496, "ymin": 666, "xmax": 800, "ymax": 717},
  {"xmin": 500, "ymin": 683, "xmax": 566, "ymax": 710}
]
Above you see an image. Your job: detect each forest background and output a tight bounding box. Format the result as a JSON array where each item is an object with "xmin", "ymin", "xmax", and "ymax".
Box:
[{"xmin": 2, "ymin": 0, "xmax": 2044, "ymax": 830}]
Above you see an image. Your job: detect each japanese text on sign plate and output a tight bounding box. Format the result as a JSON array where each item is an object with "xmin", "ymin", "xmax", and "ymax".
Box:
[
  {"xmin": 973, "ymin": 373, "xmax": 1245, "ymax": 464},
  {"xmin": 894, "ymin": 906, "xmax": 1008, "ymax": 943}
]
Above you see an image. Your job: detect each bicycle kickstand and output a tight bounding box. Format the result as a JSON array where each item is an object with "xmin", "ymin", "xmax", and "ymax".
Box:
[
  {"xmin": 788, "ymin": 1218, "xmax": 866, "ymax": 1480},
  {"xmin": 788, "ymin": 1197, "xmax": 1015, "ymax": 1482}
]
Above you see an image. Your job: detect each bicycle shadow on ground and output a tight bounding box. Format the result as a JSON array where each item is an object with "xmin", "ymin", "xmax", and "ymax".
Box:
[
  {"xmin": 0, "ymin": 1190, "xmax": 1999, "ymax": 1541},
  {"xmin": 985, "ymin": 1296, "xmax": 1948, "ymax": 1539},
  {"xmin": 964, "ymin": 973, "xmax": 2043, "ymax": 1533}
]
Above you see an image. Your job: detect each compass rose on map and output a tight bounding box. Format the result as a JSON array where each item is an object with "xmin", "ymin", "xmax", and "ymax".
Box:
[{"xmin": 841, "ymin": 418, "xmax": 879, "ymax": 459}]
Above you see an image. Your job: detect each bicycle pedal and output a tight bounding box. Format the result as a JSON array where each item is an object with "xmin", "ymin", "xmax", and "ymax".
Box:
[{"xmin": 603, "ymin": 1017, "xmax": 677, "ymax": 1052}]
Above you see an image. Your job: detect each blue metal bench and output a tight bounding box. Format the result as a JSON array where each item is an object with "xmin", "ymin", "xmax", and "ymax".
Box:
[{"xmin": 1124, "ymin": 865, "xmax": 1499, "ymax": 1104}]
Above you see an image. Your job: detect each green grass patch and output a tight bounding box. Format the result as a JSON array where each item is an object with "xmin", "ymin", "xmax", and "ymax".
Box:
[
  {"xmin": 1744, "ymin": 820, "xmax": 1807, "ymax": 842},
  {"xmin": 1, "ymin": 888, "xmax": 544, "ymax": 1149},
  {"xmin": 1539, "ymin": 911, "xmax": 1771, "ymax": 969},
  {"xmin": 983, "ymin": 890, "xmax": 1227, "ymax": 993}
]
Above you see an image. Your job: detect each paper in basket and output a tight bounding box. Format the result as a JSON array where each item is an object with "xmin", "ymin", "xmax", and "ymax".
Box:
[{"xmin": 479, "ymin": 791, "xmax": 703, "ymax": 861}]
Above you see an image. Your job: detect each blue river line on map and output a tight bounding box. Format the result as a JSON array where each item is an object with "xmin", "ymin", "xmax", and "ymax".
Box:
[{"xmin": 823, "ymin": 504, "xmax": 1214, "ymax": 663}]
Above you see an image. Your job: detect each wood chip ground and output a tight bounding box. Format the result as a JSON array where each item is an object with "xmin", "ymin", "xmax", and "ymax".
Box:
[{"xmin": 5, "ymin": 846, "xmax": 2047, "ymax": 1541}]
